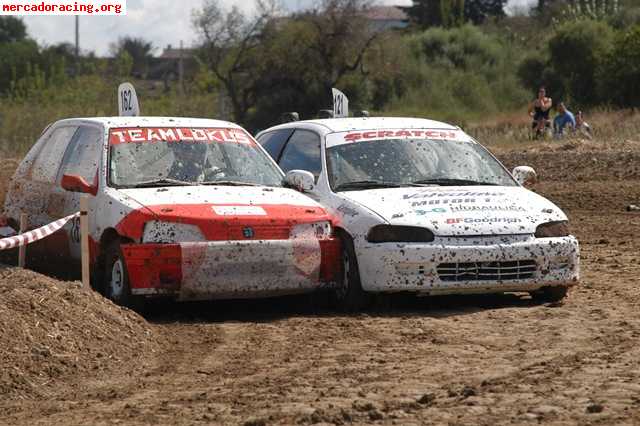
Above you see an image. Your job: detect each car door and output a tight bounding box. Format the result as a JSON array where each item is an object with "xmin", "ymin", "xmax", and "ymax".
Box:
[{"xmin": 55, "ymin": 124, "xmax": 104, "ymax": 260}]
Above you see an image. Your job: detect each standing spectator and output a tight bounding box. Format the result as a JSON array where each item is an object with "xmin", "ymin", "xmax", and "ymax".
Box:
[
  {"xmin": 528, "ymin": 87, "xmax": 553, "ymax": 139},
  {"xmin": 553, "ymin": 102, "xmax": 576, "ymax": 137}
]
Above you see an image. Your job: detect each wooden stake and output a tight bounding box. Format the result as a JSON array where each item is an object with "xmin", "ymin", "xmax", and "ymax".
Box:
[
  {"xmin": 80, "ymin": 196, "xmax": 90, "ymax": 289},
  {"xmin": 18, "ymin": 213, "xmax": 27, "ymax": 268}
]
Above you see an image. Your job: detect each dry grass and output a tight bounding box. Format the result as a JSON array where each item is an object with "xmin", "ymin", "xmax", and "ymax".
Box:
[{"xmin": 465, "ymin": 108, "xmax": 640, "ymax": 150}]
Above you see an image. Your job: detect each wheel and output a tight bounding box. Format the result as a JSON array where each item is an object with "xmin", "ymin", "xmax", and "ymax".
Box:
[
  {"xmin": 531, "ymin": 286, "xmax": 568, "ymax": 303},
  {"xmin": 103, "ymin": 240, "xmax": 136, "ymax": 307},
  {"xmin": 333, "ymin": 234, "xmax": 371, "ymax": 312}
]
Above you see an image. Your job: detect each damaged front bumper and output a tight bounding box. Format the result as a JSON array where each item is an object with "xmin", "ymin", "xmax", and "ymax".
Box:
[
  {"xmin": 356, "ymin": 235, "xmax": 580, "ymax": 295},
  {"xmin": 122, "ymin": 238, "xmax": 341, "ymax": 301}
]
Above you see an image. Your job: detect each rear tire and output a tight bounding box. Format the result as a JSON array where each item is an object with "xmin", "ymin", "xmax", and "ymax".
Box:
[
  {"xmin": 531, "ymin": 286, "xmax": 568, "ymax": 303},
  {"xmin": 333, "ymin": 234, "xmax": 371, "ymax": 312},
  {"xmin": 103, "ymin": 240, "xmax": 137, "ymax": 308}
]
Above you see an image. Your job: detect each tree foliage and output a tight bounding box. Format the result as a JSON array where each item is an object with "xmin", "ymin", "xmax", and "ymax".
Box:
[
  {"xmin": 405, "ymin": 0, "xmax": 464, "ymax": 27},
  {"xmin": 465, "ymin": 0, "xmax": 507, "ymax": 24},
  {"xmin": 193, "ymin": 0, "xmax": 380, "ymax": 129},
  {"xmin": 598, "ymin": 25, "xmax": 640, "ymax": 106},
  {"xmin": 0, "ymin": 17, "xmax": 27, "ymax": 43},
  {"xmin": 110, "ymin": 37, "xmax": 154, "ymax": 77}
]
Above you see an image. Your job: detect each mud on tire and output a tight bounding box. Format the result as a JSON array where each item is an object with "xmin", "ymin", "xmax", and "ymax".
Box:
[
  {"xmin": 103, "ymin": 240, "xmax": 138, "ymax": 308},
  {"xmin": 332, "ymin": 233, "xmax": 372, "ymax": 312},
  {"xmin": 531, "ymin": 285, "xmax": 569, "ymax": 303}
]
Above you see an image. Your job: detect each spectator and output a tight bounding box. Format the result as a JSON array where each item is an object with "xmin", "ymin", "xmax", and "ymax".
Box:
[
  {"xmin": 553, "ymin": 102, "xmax": 576, "ymax": 137},
  {"xmin": 575, "ymin": 110, "xmax": 593, "ymax": 139},
  {"xmin": 528, "ymin": 87, "xmax": 553, "ymax": 139}
]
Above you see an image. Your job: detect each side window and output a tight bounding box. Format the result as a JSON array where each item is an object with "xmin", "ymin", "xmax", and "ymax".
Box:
[
  {"xmin": 256, "ymin": 129, "xmax": 294, "ymax": 161},
  {"xmin": 30, "ymin": 126, "xmax": 79, "ymax": 183},
  {"xmin": 278, "ymin": 129, "xmax": 322, "ymax": 177},
  {"xmin": 58, "ymin": 126, "xmax": 103, "ymax": 184}
]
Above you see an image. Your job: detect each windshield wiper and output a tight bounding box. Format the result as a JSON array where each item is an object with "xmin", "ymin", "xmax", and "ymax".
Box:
[
  {"xmin": 132, "ymin": 178, "xmax": 196, "ymax": 188},
  {"xmin": 200, "ymin": 180, "xmax": 260, "ymax": 187},
  {"xmin": 412, "ymin": 178, "xmax": 500, "ymax": 186},
  {"xmin": 334, "ymin": 180, "xmax": 405, "ymax": 191}
]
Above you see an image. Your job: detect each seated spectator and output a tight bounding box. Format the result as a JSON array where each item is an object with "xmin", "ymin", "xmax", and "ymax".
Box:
[
  {"xmin": 528, "ymin": 87, "xmax": 553, "ymax": 139},
  {"xmin": 575, "ymin": 110, "xmax": 593, "ymax": 139},
  {"xmin": 553, "ymin": 102, "xmax": 576, "ymax": 137}
]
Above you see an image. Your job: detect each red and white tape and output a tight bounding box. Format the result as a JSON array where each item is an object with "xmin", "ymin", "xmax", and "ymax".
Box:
[{"xmin": 0, "ymin": 212, "xmax": 80, "ymax": 251}]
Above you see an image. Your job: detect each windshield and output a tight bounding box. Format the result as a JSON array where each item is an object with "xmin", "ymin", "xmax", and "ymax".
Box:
[
  {"xmin": 108, "ymin": 127, "xmax": 283, "ymax": 188},
  {"xmin": 326, "ymin": 134, "xmax": 516, "ymax": 191}
]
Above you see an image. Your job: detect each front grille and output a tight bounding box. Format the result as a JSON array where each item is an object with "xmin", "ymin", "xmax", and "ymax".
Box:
[{"xmin": 437, "ymin": 260, "xmax": 537, "ymax": 282}]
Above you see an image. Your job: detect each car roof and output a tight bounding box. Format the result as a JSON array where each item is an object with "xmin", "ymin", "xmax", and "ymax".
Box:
[
  {"xmin": 53, "ymin": 116, "xmax": 243, "ymax": 129},
  {"xmin": 262, "ymin": 117, "xmax": 460, "ymax": 135}
]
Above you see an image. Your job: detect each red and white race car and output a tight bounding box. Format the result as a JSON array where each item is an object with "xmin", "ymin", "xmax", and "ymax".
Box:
[{"xmin": 3, "ymin": 114, "xmax": 341, "ymax": 305}]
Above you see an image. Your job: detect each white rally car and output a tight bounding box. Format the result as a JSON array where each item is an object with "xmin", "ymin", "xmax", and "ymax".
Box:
[
  {"xmin": 3, "ymin": 116, "xmax": 341, "ymax": 305},
  {"xmin": 257, "ymin": 117, "xmax": 580, "ymax": 309}
]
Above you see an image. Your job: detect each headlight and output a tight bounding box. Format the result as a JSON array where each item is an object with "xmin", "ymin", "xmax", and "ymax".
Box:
[
  {"xmin": 290, "ymin": 221, "xmax": 332, "ymax": 240},
  {"xmin": 142, "ymin": 221, "xmax": 206, "ymax": 243},
  {"xmin": 367, "ymin": 225, "xmax": 434, "ymax": 243},
  {"xmin": 535, "ymin": 221, "xmax": 570, "ymax": 238}
]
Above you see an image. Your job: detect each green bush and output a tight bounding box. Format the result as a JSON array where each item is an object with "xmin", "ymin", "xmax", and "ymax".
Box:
[
  {"xmin": 547, "ymin": 19, "xmax": 614, "ymax": 105},
  {"xmin": 597, "ymin": 25, "xmax": 640, "ymax": 107},
  {"xmin": 385, "ymin": 24, "xmax": 528, "ymax": 124}
]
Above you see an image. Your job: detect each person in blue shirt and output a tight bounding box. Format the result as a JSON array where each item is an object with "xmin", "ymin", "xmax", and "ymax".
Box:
[{"xmin": 553, "ymin": 102, "xmax": 576, "ymax": 137}]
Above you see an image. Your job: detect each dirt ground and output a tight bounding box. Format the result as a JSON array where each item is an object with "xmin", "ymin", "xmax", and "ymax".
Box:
[{"xmin": 1, "ymin": 141, "xmax": 640, "ymax": 425}]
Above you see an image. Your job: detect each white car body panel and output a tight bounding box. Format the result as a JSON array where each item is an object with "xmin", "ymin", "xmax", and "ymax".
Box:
[
  {"xmin": 4, "ymin": 117, "xmax": 340, "ymax": 300},
  {"xmin": 257, "ymin": 117, "xmax": 580, "ymax": 295}
]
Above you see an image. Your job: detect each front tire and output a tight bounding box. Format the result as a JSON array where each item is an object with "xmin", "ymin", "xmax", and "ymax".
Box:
[
  {"xmin": 103, "ymin": 240, "xmax": 136, "ymax": 307},
  {"xmin": 333, "ymin": 234, "xmax": 371, "ymax": 312},
  {"xmin": 531, "ymin": 285, "xmax": 569, "ymax": 303}
]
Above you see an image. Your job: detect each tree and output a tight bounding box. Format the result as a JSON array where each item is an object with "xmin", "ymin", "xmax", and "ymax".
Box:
[
  {"xmin": 193, "ymin": 0, "xmax": 278, "ymax": 125},
  {"xmin": 193, "ymin": 0, "xmax": 380, "ymax": 128},
  {"xmin": 110, "ymin": 37, "xmax": 154, "ymax": 77},
  {"xmin": 405, "ymin": 0, "xmax": 465, "ymax": 28},
  {"xmin": 548, "ymin": 19, "xmax": 613, "ymax": 105},
  {"xmin": 598, "ymin": 26, "xmax": 640, "ymax": 106},
  {"xmin": 0, "ymin": 17, "xmax": 27, "ymax": 43},
  {"xmin": 465, "ymin": 0, "xmax": 507, "ymax": 24},
  {"xmin": 250, "ymin": 0, "xmax": 381, "ymax": 125}
]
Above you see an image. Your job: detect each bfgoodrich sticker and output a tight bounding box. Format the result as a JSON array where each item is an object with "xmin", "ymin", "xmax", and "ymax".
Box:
[{"xmin": 446, "ymin": 217, "xmax": 522, "ymax": 224}]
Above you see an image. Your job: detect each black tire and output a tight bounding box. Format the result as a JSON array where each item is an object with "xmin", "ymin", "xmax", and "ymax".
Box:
[
  {"xmin": 531, "ymin": 286, "xmax": 569, "ymax": 303},
  {"xmin": 333, "ymin": 234, "xmax": 371, "ymax": 312},
  {"xmin": 103, "ymin": 240, "xmax": 136, "ymax": 307}
]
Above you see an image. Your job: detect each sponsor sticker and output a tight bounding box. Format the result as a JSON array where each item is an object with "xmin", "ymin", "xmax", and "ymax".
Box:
[
  {"xmin": 212, "ymin": 206, "xmax": 267, "ymax": 216},
  {"xmin": 325, "ymin": 129, "xmax": 472, "ymax": 148},
  {"xmin": 446, "ymin": 217, "xmax": 522, "ymax": 225},
  {"xmin": 403, "ymin": 191, "xmax": 504, "ymax": 200},
  {"xmin": 411, "ymin": 198, "xmax": 477, "ymax": 207},
  {"xmin": 109, "ymin": 127, "xmax": 253, "ymax": 145},
  {"xmin": 450, "ymin": 205, "xmax": 526, "ymax": 213}
]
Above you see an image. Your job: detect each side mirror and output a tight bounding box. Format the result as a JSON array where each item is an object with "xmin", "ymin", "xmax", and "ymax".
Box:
[
  {"xmin": 61, "ymin": 174, "xmax": 97, "ymax": 195},
  {"xmin": 512, "ymin": 166, "xmax": 537, "ymax": 186},
  {"xmin": 284, "ymin": 170, "xmax": 315, "ymax": 192}
]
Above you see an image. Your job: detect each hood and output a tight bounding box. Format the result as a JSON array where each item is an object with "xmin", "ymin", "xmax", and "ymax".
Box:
[
  {"xmin": 338, "ymin": 186, "xmax": 567, "ymax": 236},
  {"xmin": 118, "ymin": 185, "xmax": 323, "ymax": 210},
  {"xmin": 112, "ymin": 185, "xmax": 331, "ymax": 241}
]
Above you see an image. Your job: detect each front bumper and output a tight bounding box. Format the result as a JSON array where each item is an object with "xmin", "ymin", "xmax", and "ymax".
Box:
[
  {"xmin": 122, "ymin": 238, "xmax": 341, "ymax": 301},
  {"xmin": 356, "ymin": 235, "xmax": 580, "ymax": 295}
]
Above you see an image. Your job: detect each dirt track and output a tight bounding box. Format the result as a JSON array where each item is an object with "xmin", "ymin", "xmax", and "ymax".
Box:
[{"xmin": 1, "ymin": 143, "xmax": 640, "ymax": 425}]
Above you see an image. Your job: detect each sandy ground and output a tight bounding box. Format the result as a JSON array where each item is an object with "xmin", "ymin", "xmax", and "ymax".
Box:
[{"xmin": 1, "ymin": 144, "xmax": 640, "ymax": 425}]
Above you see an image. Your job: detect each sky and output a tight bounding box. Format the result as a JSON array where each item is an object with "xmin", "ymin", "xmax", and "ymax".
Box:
[{"xmin": 22, "ymin": 0, "xmax": 537, "ymax": 57}]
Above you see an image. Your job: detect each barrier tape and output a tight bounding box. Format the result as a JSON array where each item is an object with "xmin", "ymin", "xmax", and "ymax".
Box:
[{"xmin": 0, "ymin": 212, "xmax": 80, "ymax": 251}]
